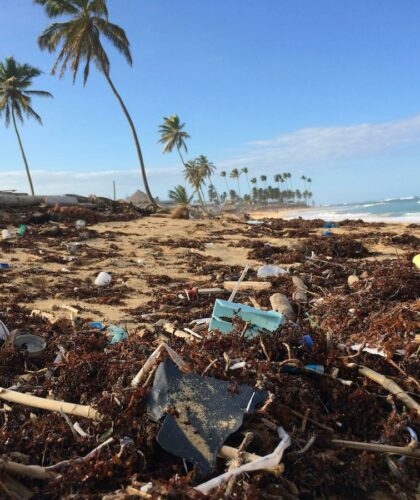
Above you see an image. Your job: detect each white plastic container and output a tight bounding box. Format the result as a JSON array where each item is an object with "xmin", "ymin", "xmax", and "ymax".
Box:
[
  {"xmin": 95, "ymin": 271, "xmax": 111, "ymax": 286},
  {"xmin": 1, "ymin": 229, "xmax": 13, "ymax": 240},
  {"xmin": 257, "ymin": 265, "xmax": 288, "ymax": 278}
]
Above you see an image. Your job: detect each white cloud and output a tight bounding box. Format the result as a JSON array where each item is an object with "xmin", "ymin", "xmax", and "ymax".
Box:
[{"xmin": 219, "ymin": 113, "xmax": 420, "ymax": 171}]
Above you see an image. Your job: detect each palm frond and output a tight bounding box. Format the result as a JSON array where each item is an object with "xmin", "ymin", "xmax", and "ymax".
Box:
[{"xmin": 33, "ymin": 0, "xmax": 81, "ymax": 18}]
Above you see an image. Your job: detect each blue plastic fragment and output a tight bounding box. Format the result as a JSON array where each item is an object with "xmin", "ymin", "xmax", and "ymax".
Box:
[
  {"xmin": 322, "ymin": 231, "xmax": 333, "ymax": 237},
  {"xmin": 89, "ymin": 322, "xmax": 104, "ymax": 330},
  {"xmin": 281, "ymin": 363, "xmax": 324, "ymax": 374},
  {"xmin": 106, "ymin": 325, "xmax": 128, "ymax": 344},
  {"xmin": 302, "ymin": 334, "xmax": 314, "ymax": 351},
  {"xmin": 323, "ymin": 221, "xmax": 336, "ymax": 228},
  {"xmin": 209, "ymin": 299, "xmax": 284, "ymax": 338},
  {"xmin": 0, "ymin": 263, "xmax": 9, "ymax": 269},
  {"xmin": 305, "ymin": 364, "xmax": 325, "ymax": 374}
]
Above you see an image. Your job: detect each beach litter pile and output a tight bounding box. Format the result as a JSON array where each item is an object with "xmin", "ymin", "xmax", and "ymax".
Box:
[{"xmin": 0, "ymin": 211, "xmax": 419, "ymax": 498}]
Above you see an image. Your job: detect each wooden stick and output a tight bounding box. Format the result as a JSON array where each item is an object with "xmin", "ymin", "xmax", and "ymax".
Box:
[
  {"xmin": 348, "ymin": 363, "xmax": 420, "ymax": 416},
  {"xmin": 227, "ymin": 264, "xmax": 250, "ymax": 301},
  {"xmin": 332, "ymin": 439, "xmax": 420, "ymax": 458},
  {"xmin": 0, "ymin": 460, "xmax": 59, "ymax": 480},
  {"xmin": 224, "ymin": 280, "xmax": 271, "ymax": 293},
  {"xmin": 0, "ymin": 388, "xmax": 102, "ymax": 421}
]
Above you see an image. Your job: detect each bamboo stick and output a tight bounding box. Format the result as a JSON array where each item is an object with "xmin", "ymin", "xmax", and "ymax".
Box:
[
  {"xmin": 0, "ymin": 388, "xmax": 102, "ymax": 421},
  {"xmin": 332, "ymin": 439, "xmax": 420, "ymax": 458},
  {"xmin": 348, "ymin": 364, "xmax": 420, "ymax": 416},
  {"xmin": 224, "ymin": 280, "xmax": 271, "ymax": 293}
]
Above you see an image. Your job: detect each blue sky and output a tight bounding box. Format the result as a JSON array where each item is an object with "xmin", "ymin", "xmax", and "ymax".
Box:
[{"xmin": 1, "ymin": 0, "xmax": 420, "ymax": 204}]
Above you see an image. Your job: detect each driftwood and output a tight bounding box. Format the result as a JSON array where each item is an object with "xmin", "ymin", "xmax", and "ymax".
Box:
[
  {"xmin": 348, "ymin": 363, "xmax": 420, "ymax": 416},
  {"xmin": 332, "ymin": 439, "xmax": 420, "ymax": 458},
  {"xmin": 224, "ymin": 281, "xmax": 271, "ymax": 292},
  {"xmin": 0, "ymin": 388, "xmax": 102, "ymax": 421},
  {"xmin": 0, "ymin": 460, "xmax": 59, "ymax": 480}
]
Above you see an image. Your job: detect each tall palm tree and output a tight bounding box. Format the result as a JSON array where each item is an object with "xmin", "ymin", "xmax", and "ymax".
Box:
[
  {"xmin": 0, "ymin": 57, "xmax": 52, "ymax": 195},
  {"xmin": 230, "ymin": 168, "xmax": 241, "ymax": 197},
  {"xmin": 241, "ymin": 166, "xmax": 251, "ymax": 194},
  {"xmin": 301, "ymin": 175, "xmax": 307, "ymax": 192},
  {"xmin": 158, "ymin": 114, "xmax": 190, "ymax": 165},
  {"xmin": 220, "ymin": 170, "xmax": 229, "ymax": 193},
  {"xmin": 168, "ymin": 185, "xmax": 192, "ymax": 205},
  {"xmin": 35, "ymin": 0, "xmax": 158, "ymax": 208}
]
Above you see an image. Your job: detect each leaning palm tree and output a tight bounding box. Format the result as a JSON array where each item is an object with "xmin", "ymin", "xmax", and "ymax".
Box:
[
  {"xmin": 168, "ymin": 185, "xmax": 193, "ymax": 205},
  {"xmin": 230, "ymin": 168, "xmax": 241, "ymax": 197},
  {"xmin": 196, "ymin": 155, "xmax": 216, "ymax": 181},
  {"xmin": 35, "ymin": 0, "xmax": 158, "ymax": 208},
  {"xmin": 0, "ymin": 57, "xmax": 52, "ymax": 195},
  {"xmin": 158, "ymin": 114, "xmax": 190, "ymax": 165}
]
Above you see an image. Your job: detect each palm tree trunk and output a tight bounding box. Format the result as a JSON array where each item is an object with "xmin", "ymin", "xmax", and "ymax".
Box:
[
  {"xmin": 102, "ymin": 70, "xmax": 158, "ymax": 208},
  {"xmin": 177, "ymin": 146, "xmax": 185, "ymax": 166},
  {"xmin": 12, "ymin": 107, "xmax": 35, "ymax": 196},
  {"xmin": 237, "ymin": 179, "xmax": 241, "ymax": 197}
]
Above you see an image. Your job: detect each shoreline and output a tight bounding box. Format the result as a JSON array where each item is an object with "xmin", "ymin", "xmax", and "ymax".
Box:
[{"xmin": 248, "ymin": 205, "xmax": 420, "ymax": 224}]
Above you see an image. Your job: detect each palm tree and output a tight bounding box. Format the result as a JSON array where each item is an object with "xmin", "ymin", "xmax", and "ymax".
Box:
[
  {"xmin": 208, "ymin": 183, "xmax": 218, "ymax": 203},
  {"xmin": 0, "ymin": 57, "xmax": 52, "ymax": 195},
  {"xmin": 301, "ymin": 175, "xmax": 307, "ymax": 192},
  {"xmin": 241, "ymin": 167, "xmax": 251, "ymax": 194},
  {"xmin": 196, "ymin": 155, "xmax": 216, "ymax": 181},
  {"xmin": 230, "ymin": 168, "xmax": 241, "ymax": 197},
  {"xmin": 183, "ymin": 160, "xmax": 207, "ymax": 211},
  {"xmin": 220, "ymin": 170, "xmax": 230, "ymax": 192},
  {"xmin": 168, "ymin": 185, "xmax": 192, "ymax": 205},
  {"xmin": 158, "ymin": 114, "xmax": 190, "ymax": 165},
  {"xmin": 260, "ymin": 175, "xmax": 267, "ymax": 188},
  {"xmin": 274, "ymin": 174, "xmax": 281, "ymax": 192},
  {"xmin": 35, "ymin": 0, "xmax": 158, "ymax": 208}
]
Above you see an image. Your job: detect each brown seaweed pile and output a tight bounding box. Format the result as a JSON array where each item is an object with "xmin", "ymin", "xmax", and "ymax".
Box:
[{"xmin": 0, "ymin": 216, "xmax": 419, "ymax": 499}]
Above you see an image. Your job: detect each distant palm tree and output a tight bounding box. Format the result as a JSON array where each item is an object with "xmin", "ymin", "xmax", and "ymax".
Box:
[
  {"xmin": 208, "ymin": 183, "xmax": 219, "ymax": 203},
  {"xmin": 0, "ymin": 57, "xmax": 52, "ymax": 195},
  {"xmin": 230, "ymin": 168, "xmax": 241, "ymax": 197},
  {"xmin": 274, "ymin": 174, "xmax": 281, "ymax": 191},
  {"xmin": 183, "ymin": 160, "xmax": 207, "ymax": 211},
  {"xmin": 220, "ymin": 170, "xmax": 230, "ymax": 192},
  {"xmin": 168, "ymin": 185, "xmax": 193, "ymax": 205},
  {"xmin": 250, "ymin": 177, "xmax": 257, "ymax": 186},
  {"xmin": 241, "ymin": 167, "xmax": 251, "ymax": 194},
  {"xmin": 260, "ymin": 175, "xmax": 267, "ymax": 188},
  {"xmin": 158, "ymin": 114, "xmax": 190, "ymax": 164},
  {"xmin": 301, "ymin": 175, "xmax": 307, "ymax": 192},
  {"xmin": 35, "ymin": 0, "xmax": 158, "ymax": 208}
]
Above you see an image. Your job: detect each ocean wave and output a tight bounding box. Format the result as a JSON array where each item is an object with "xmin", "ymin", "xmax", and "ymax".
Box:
[{"xmin": 361, "ymin": 202, "xmax": 386, "ymax": 208}]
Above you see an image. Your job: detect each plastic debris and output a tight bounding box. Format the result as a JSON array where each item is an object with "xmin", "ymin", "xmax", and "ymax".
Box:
[
  {"xmin": 0, "ymin": 263, "xmax": 10, "ymax": 269},
  {"xmin": 75, "ymin": 219, "xmax": 86, "ymax": 229},
  {"xmin": 257, "ymin": 265, "xmax": 288, "ymax": 278},
  {"xmin": 94, "ymin": 271, "xmax": 111, "ymax": 286},
  {"xmin": 105, "ymin": 325, "xmax": 128, "ymax": 344},
  {"xmin": 89, "ymin": 322, "xmax": 104, "ymax": 330},
  {"xmin": 0, "ymin": 320, "xmax": 10, "ymax": 341},
  {"xmin": 323, "ymin": 221, "xmax": 337, "ymax": 228},
  {"xmin": 147, "ymin": 359, "xmax": 268, "ymax": 474},
  {"xmin": 209, "ymin": 299, "xmax": 284, "ymax": 337},
  {"xmin": 1, "ymin": 229, "xmax": 13, "ymax": 240},
  {"xmin": 195, "ymin": 426, "xmax": 290, "ymax": 494},
  {"xmin": 323, "ymin": 230, "xmax": 333, "ymax": 237},
  {"xmin": 413, "ymin": 254, "xmax": 420, "ymax": 269},
  {"xmin": 13, "ymin": 334, "xmax": 46, "ymax": 357},
  {"xmin": 18, "ymin": 224, "xmax": 26, "ymax": 236},
  {"xmin": 302, "ymin": 334, "xmax": 314, "ymax": 351}
]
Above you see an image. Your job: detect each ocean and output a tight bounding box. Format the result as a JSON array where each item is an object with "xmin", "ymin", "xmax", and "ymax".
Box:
[{"xmin": 282, "ymin": 196, "xmax": 420, "ymax": 223}]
